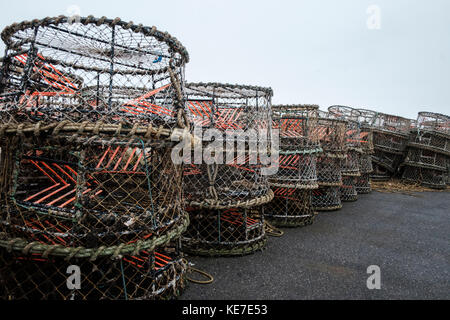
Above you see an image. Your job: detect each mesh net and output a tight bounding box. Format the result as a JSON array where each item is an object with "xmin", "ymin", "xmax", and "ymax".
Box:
[
  {"xmin": 0, "ymin": 16, "xmax": 189, "ymax": 300},
  {"xmin": 401, "ymin": 112, "xmax": 449, "ymax": 189},
  {"xmin": 181, "ymin": 83, "xmax": 272, "ymax": 256},
  {"xmin": 355, "ymin": 173, "xmax": 372, "ymax": 194},
  {"xmin": 181, "ymin": 206, "xmax": 266, "ymax": 257},
  {"xmin": 0, "ymin": 242, "xmax": 186, "ymax": 300},
  {"xmin": 340, "ymin": 175, "xmax": 358, "ymax": 202},
  {"xmin": 264, "ymin": 188, "xmax": 316, "ymax": 227},
  {"xmin": 182, "ymin": 82, "xmax": 273, "ymax": 209},
  {"xmin": 371, "ymin": 162, "xmax": 393, "ymax": 181},
  {"xmin": 404, "ymin": 146, "xmax": 448, "ymax": 171},
  {"xmin": 401, "ymin": 165, "xmax": 447, "ymax": 189},
  {"xmin": 312, "ymin": 186, "xmax": 342, "ymax": 211},
  {"xmin": 316, "ymin": 154, "xmax": 343, "ymax": 186},
  {"xmin": 269, "ymin": 105, "xmax": 320, "ymax": 189}
]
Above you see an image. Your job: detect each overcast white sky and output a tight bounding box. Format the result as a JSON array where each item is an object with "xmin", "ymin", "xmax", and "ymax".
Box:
[{"xmin": 0, "ymin": 0, "xmax": 449, "ymax": 119}]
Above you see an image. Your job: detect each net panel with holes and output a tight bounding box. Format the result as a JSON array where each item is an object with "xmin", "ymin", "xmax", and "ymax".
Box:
[
  {"xmin": 311, "ymin": 111, "xmax": 347, "ymax": 211},
  {"xmin": 263, "ymin": 105, "xmax": 320, "ymax": 227},
  {"xmin": 0, "ymin": 242, "xmax": 186, "ymax": 300},
  {"xmin": 264, "ymin": 188, "xmax": 316, "ymax": 227},
  {"xmin": 181, "ymin": 207, "xmax": 266, "ymax": 257},
  {"xmin": 328, "ymin": 106, "xmax": 362, "ymax": 202},
  {"xmin": 401, "ymin": 112, "xmax": 449, "ymax": 189},
  {"xmin": 370, "ymin": 113, "xmax": 412, "ymax": 179},
  {"xmin": 312, "ymin": 186, "xmax": 342, "ymax": 211},
  {"xmin": 181, "ymin": 83, "xmax": 273, "ymax": 256},
  {"xmin": 0, "ymin": 16, "xmax": 189, "ymax": 300}
]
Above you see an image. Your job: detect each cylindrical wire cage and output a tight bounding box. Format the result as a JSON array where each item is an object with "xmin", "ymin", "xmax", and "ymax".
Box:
[
  {"xmin": 269, "ymin": 105, "xmax": 321, "ymax": 189},
  {"xmin": 181, "ymin": 206, "xmax": 266, "ymax": 257},
  {"xmin": 265, "ymin": 187, "xmax": 316, "ymax": 228},
  {"xmin": 340, "ymin": 175, "xmax": 358, "ymax": 202},
  {"xmin": 182, "ymin": 82, "xmax": 273, "ymax": 209},
  {"xmin": 0, "ymin": 16, "xmax": 190, "ymax": 300},
  {"xmin": 0, "ymin": 241, "xmax": 186, "ymax": 300},
  {"xmin": 401, "ymin": 112, "xmax": 449, "ymax": 189},
  {"xmin": 181, "ymin": 83, "xmax": 273, "ymax": 256},
  {"xmin": 264, "ymin": 105, "xmax": 320, "ymax": 227},
  {"xmin": 312, "ymin": 186, "xmax": 342, "ymax": 211},
  {"xmin": 355, "ymin": 173, "xmax": 372, "ymax": 194}
]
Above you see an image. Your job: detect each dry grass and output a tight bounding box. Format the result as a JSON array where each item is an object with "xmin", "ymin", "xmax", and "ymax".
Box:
[{"xmin": 372, "ymin": 179, "xmax": 449, "ymax": 197}]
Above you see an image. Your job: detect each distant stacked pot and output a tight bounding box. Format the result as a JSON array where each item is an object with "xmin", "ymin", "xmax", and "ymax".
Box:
[{"xmin": 402, "ymin": 112, "xmax": 449, "ymax": 189}]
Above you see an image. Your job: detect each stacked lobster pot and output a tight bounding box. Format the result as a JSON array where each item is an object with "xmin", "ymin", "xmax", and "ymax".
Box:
[
  {"xmin": 0, "ymin": 16, "xmax": 190, "ymax": 300},
  {"xmin": 354, "ymin": 109, "xmax": 375, "ymax": 194},
  {"xmin": 181, "ymin": 83, "xmax": 274, "ymax": 256},
  {"xmin": 328, "ymin": 106, "xmax": 362, "ymax": 202},
  {"xmin": 370, "ymin": 112, "xmax": 412, "ymax": 181},
  {"xmin": 312, "ymin": 111, "xmax": 347, "ymax": 211},
  {"xmin": 264, "ymin": 105, "xmax": 321, "ymax": 227},
  {"xmin": 402, "ymin": 112, "xmax": 450, "ymax": 189}
]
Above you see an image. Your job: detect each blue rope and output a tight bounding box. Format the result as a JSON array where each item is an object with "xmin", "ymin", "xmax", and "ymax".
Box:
[
  {"xmin": 119, "ymin": 259, "xmax": 128, "ymax": 300},
  {"xmin": 139, "ymin": 139, "xmax": 157, "ymax": 229}
]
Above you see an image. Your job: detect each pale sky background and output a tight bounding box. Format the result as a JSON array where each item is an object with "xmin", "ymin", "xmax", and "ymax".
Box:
[{"xmin": 0, "ymin": 0, "xmax": 448, "ymax": 119}]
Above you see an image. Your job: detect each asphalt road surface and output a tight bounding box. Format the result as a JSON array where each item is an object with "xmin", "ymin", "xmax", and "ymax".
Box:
[{"xmin": 181, "ymin": 191, "xmax": 450, "ymax": 300}]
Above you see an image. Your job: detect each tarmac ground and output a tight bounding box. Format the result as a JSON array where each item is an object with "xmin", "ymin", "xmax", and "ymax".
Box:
[{"xmin": 181, "ymin": 191, "xmax": 450, "ymax": 300}]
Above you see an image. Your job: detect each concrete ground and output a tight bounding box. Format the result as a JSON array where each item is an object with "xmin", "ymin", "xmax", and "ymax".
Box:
[{"xmin": 181, "ymin": 191, "xmax": 450, "ymax": 300}]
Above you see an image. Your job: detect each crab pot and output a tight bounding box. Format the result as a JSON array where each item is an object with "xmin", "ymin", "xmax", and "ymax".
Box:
[
  {"xmin": 313, "ymin": 112, "xmax": 347, "ymax": 153},
  {"xmin": 401, "ymin": 165, "xmax": 447, "ymax": 189},
  {"xmin": 371, "ymin": 149, "xmax": 404, "ymax": 174},
  {"xmin": 181, "ymin": 206, "xmax": 266, "ymax": 257},
  {"xmin": 316, "ymin": 154, "xmax": 344, "ymax": 186},
  {"xmin": 355, "ymin": 173, "xmax": 372, "ymax": 194},
  {"xmin": 356, "ymin": 154, "xmax": 372, "ymax": 194},
  {"xmin": 401, "ymin": 112, "xmax": 449, "ymax": 189},
  {"xmin": 183, "ymin": 83, "xmax": 273, "ymax": 209},
  {"xmin": 360, "ymin": 153, "xmax": 374, "ymax": 174},
  {"xmin": 370, "ymin": 113, "xmax": 411, "ymax": 165},
  {"xmin": 264, "ymin": 188, "xmax": 316, "ymax": 228},
  {"xmin": 371, "ymin": 162, "xmax": 393, "ymax": 181},
  {"xmin": 0, "ymin": 16, "xmax": 190, "ymax": 300},
  {"xmin": 268, "ymin": 105, "xmax": 321, "ymax": 189},
  {"xmin": 312, "ymin": 186, "xmax": 342, "ymax": 211},
  {"xmin": 341, "ymin": 149, "xmax": 362, "ymax": 176},
  {"xmin": 0, "ymin": 136, "xmax": 187, "ymax": 248},
  {"xmin": 403, "ymin": 146, "xmax": 448, "ymax": 171},
  {"xmin": 0, "ymin": 242, "xmax": 186, "ymax": 300},
  {"xmin": 340, "ymin": 175, "xmax": 358, "ymax": 202}
]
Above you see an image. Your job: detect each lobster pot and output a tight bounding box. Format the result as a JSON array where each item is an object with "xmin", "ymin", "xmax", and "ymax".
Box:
[
  {"xmin": 183, "ymin": 83, "xmax": 273, "ymax": 209},
  {"xmin": 0, "ymin": 16, "xmax": 190, "ymax": 300},
  {"xmin": 371, "ymin": 149, "xmax": 404, "ymax": 174},
  {"xmin": 264, "ymin": 188, "xmax": 316, "ymax": 228},
  {"xmin": 340, "ymin": 175, "xmax": 358, "ymax": 202},
  {"xmin": 269, "ymin": 151, "xmax": 319, "ymax": 189},
  {"xmin": 341, "ymin": 150, "xmax": 361, "ymax": 176},
  {"xmin": 371, "ymin": 163, "xmax": 393, "ymax": 181},
  {"xmin": 0, "ymin": 242, "xmax": 186, "ymax": 300},
  {"xmin": 400, "ymin": 112, "xmax": 449, "ymax": 189},
  {"xmin": 269, "ymin": 105, "xmax": 321, "ymax": 189},
  {"xmin": 181, "ymin": 206, "xmax": 266, "ymax": 257},
  {"xmin": 403, "ymin": 146, "xmax": 448, "ymax": 172},
  {"xmin": 313, "ymin": 112, "xmax": 347, "ymax": 154},
  {"xmin": 401, "ymin": 165, "xmax": 447, "ymax": 189},
  {"xmin": 408, "ymin": 129, "xmax": 450, "ymax": 156},
  {"xmin": 316, "ymin": 154, "xmax": 343, "ymax": 186},
  {"xmin": 355, "ymin": 173, "xmax": 372, "ymax": 194},
  {"xmin": 359, "ymin": 153, "xmax": 373, "ymax": 174},
  {"xmin": 312, "ymin": 186, "xmax": 342, "ymax": 211}
]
